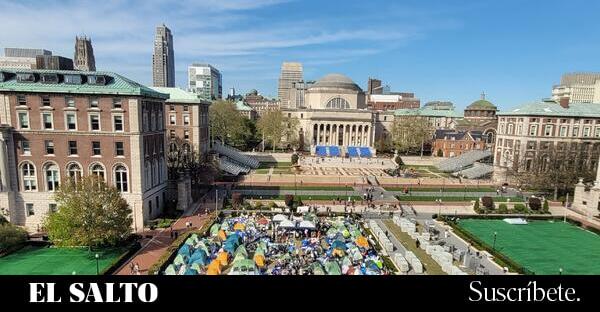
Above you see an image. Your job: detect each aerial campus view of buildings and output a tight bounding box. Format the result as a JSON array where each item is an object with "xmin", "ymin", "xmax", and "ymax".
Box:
[{"xmin": 1, "ymin": 5, "xmax": 600, "ymax": 276}]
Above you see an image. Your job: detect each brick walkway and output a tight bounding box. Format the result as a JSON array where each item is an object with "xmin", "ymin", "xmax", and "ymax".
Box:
[{"xmin": 115, "ymin": 192, "xmax": 221, "ymax": 275}]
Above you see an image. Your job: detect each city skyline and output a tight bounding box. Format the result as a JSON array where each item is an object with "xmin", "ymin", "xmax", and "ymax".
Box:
[{"xmin": 1, "ymin": 0, "xmax": 600, "ymax": 110}]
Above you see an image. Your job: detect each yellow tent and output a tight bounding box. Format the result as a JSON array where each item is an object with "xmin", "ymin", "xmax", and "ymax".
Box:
[
  {"xmin": 355, "ymin": 236, "xmax": 369, "ymax": 248},
  {"xmin": 217, "ymin": 251, "xmax": 229, "ymax": 266},
  {"xmin": 218, "ymin": 229, "xmax": 227, "ymax": 241},
  {"xmin": 332, "ymin": 249, "xmax": 345, "ymax": 257},
  {"xmin": 206, "ymin": 260, "xmax": 221, "ymax": 275},
  {"xmin": 253, "ymin": 254, "xmax": 265, "ymax": 267},
  {"xmin": 233, "ymin": 223, "xmax": 246, "ymax": 231}
]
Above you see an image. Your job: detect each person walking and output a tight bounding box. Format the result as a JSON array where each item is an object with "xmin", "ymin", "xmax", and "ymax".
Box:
[{"xmin": 129, "ymin": 262, "xmax": 135, "ymax": 274}]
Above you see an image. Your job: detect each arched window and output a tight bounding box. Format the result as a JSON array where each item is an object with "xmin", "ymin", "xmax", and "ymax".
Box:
[
  {"xmin": 325, "ymin": 97, "xmax": 350, "ymax": 109},
  {"xmin": 67, "ymin": 163, "xmax": 82, "ymax": 181},
  {"xmin": 145, "ymin": 162, "xmax": 151, "ymax": 190},
  {"xmin": 115, "ymin": 165, "xmax": 128, "ymax": 192},
  {"xmin": 21, "ymin": 162, "xmax": 36, "ymax": 191},
  {"xmin": 169, "ymin": 142, "xmax": 178, "ymax": 153},
  {"xmin": 44, "ymin": 163, "xmax": 60, "ymax": 191},
  {"xmin": 90, "ymin": 163, "xmax": 105, "ymax": 181}
]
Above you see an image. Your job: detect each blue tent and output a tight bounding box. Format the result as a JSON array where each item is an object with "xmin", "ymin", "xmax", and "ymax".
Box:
[
  {"xmin": 184, "ymin": 268, "xmax": 197, "ymax": 275},
  {"xmin": 331, "ymin": 240, "xmax": 347, "ymax": 250},
  {"xmin": 178, "ymin": 244, "xmax": 191, "ymax": 256},
  {"xmin": 189, "ymin": 249, "xmax": 208, "ymax": 265}
]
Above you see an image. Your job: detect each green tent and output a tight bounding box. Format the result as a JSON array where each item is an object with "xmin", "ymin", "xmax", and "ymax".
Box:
[
  {"xmin": 341, "ymin": 257, "xmax": 352, "ymax": 268},
  {"xmin": 164, "ymin": 264, "xmax": 177, "ymax": 275},
  {"xmin": 210, "ymin": 224, "xmax": 220, "ymax": 236},
  {"xmin": 190, "ymin": 262, "xmax": 203, "ymax": 272},
  {"xmin": 231, "ymin": 259, "xmax": 257, "ymax": 274},
  {"xmin": 195, "ymin": 241, "xmax": 210, "ymax": 256},
  {"xmin": 325, "ymin": 261, "xmax": 341, "ymax": 275},
  {"xmin": 311, "ymin": 263, "xmax": 326, "ymax": 275},
  {"xmin": 174, "ymin": 254, "xmax": 187, "ymax": 266},
  {"xmin": 234, "ymin": 245, "xmax": 248, "ymax": 259},
  {"xmin": 190, "ymin": 233, "xmax": 199, "ymax": 242},
  {"xmin": 185, "ymin": 237, "xmax": 195, "ymax": 246}
]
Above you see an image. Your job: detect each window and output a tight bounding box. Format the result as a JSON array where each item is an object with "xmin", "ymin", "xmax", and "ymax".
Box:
[
  {"xmin": 573, "ymin": 126, "xmax": 579, "ymax": 137},
  {"xmin": 42, "ymin": 113, "xmax": 53, "ymax": 129},
  {"xmin": 18, "ymin": 112, "xmax": 29, "ymax": 129},
  {"xmin": 88, "ymin": 75, "xmax": 106, "ymax": 85},
  {"xmin": 20, "ymin": 140, "xmax": 31, "ymax": 155},
  {"xmin": 92, "ymin": 141, "xmax": 101, "ymax": 156},
  {"xmin": 183, "ymin": 115, "xmax": 190, "ymax": 125},
  {"xmin": 507, "ymin": 124, "xmax": 514, "ymax": 135},
  {"xmin": 45, "ymin": 163, "xmax": 59, "ymax": 191},
  {"xmin": 89, "ymin": 98, "xmax": 99, "ymax": 108},
  {"xmin": 170, "ymin": 105, "xmax": 175, "ymax": 111},
  {"xmin": 184, "ymin": 130, "xmax": 190, "ymax": 140},
  {"xmin": 115, "ymin": 142, "xmax": 124, "ymax": 156},
  {"xmin": 595, "ymin": 127, "xmax": 600, "ymax": 138},
  {"xmin": 26, "ymin": 203, "xmax": 34, "ymax": 216},
  {"xmin": 68, "ymin": 141, "xmax": 78, "ymax": 155},
  {"xmin": 170, "ymin": 130, "xmax": 176, "ymax": 139},
  {"xmin": 559, "ymin": 126, "xmax": 568, "ymax": 137},
  {"xmin": 67, "ymin": 163, "xmax": 82, "ymax": 180},
  {"xmin": 169, "ymin": 114, "xmax": 176, "ymax": 125},
  {"xmin": 113, "ymin": 115, "xmax": 124, "ymax": 131},
  {"xmin": 91, "ymin": 163, "xmax": 105, "ymax": 180},
  {"xmin": 529, "ymin": 125, "xmax": 538, "ymax": 136},
  {"xmin": 17, "ymin": 73, "xmax": 35, "ymax": 82},
  {"xmin": 90, "ymin": 114, "xmax": 100, "ymax": 131},
  {"xmin": 325, "ymin": 97, "xmax": 350, "ymax": 109},
  {"xmin": 115, "ymin": 165, "xmax": 128, "ymax": 192},
  {"xmin": 517, "ymin": 124, "xmax": 522, "ymax": 135},
  {"xmin": 41, "ymin": 95, "xmax": 51, "ymax": 106},
  {"xmin": 17, "ymin": 95, "xmax": 27, "ymax": 106},
  {"xmin": 21, "ymin": 162, "xmax": 36, "ymax": 191},
  {"xmin": 183, "ymin": 105, "xmax": 189, "ymax": 112},
  {"xmin": 112, "ymin": 98, "xmax": 122, "ymax": 109},
  {"xmin": 544, "ymin": 125, "xmax": 553, "ymax": 136},
  {"xmin": 45, "ymin": 140, "xmax": 54, "ymax": 155},
  {"xmin": 49, "ymin": 203, "xmax": 57, "ymax": 213},
  {"xmin": 584, "ymin": 126, "xmax": 591, "ymax": 137},
  {"xmin": 66, "ymin": 113, "xmax": 77, "ymax": 130},
  {"xmin": 64, "ymin": 74, "xmax": 82, "ymax": 85},
  {"xmin": 65, "ymin": 96, "xmax": 75, "ymax": 107}
]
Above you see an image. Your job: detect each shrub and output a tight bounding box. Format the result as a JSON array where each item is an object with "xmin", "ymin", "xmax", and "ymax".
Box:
[
  {"xmin": 473, "ymin": 200, "xmax": 481, "ymax": 213},
  {"xmin": 395, "ymin": 155, "xmax": 405, "ymax": 169},
  {"xmin": 0, "ymin": 223, "xmax": 28, "ymax": 253},
  {"xmin": 498, "ymin": 204, "xmax": 508, "ymax": 214},
  {"xmin": 254, "ymin": 202, "xmax": 264, "ymax": 210},
  {"xmin": 529, "ymin": 197, "xmax": 542, "ymax": 211},
  {"xmin": 268, "ymin": 201, "xmax": 278, "ymax": 209},
  {"xmin": 232, "ymin": 192, "xmax": 243, "ymax": 208},
  {"xmin": 291, "ymin": 153, "xmax": 299, "ymax": 165},
  {"xmin": 436, "ymin": 149, "xmax": 443, "ymax": 157},
  {"xmin": 481, "ymin": 196, "xmax": 494, "ymax": 210},
  {"xmin": 542, "ymin": 200, "xmax": 549, "ymax": 213},
  {"xmin": 513, "ymin": 204, "xmax": 527, "ymax": 213}
]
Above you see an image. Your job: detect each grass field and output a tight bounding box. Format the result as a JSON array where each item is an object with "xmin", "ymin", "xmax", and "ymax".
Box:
[
  {"xmin": 235, "ymin": 185, "xmax": 354, "ymax": 191},
  {"xmin": 385, "ymin": 187, "xmax": 496, "ymax": 192},
  {"xmin": 396, "ymin": 195, "xmax": 523, "ymax": 202},
  {"xmin": 0, "ymin": 245, "xmax": 127, "ymax": 275},
  {"xmin": 247, "ymin": 194, "xmax": 362, "ymax": 201},
  {"xmin": 456, "ymin": 219, "xmax": 600, "ymax": 275}
]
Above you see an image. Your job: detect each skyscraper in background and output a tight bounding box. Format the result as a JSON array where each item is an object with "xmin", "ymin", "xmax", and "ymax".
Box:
[
  {"xmin": 152, "ymin": 24, "xmax": 175, "ymax": 87},
  {"xmin": 4, "ymin": 48, "xmax": 52, "ymax": 58},
  {"xmin": 188, "ymin": 63, "xmax": 222, "ymax": 100},
  {"xmin": 74, "ymin": 36, "xmax": 96, "ymax": 71},
  {"xmin": 278, "ymin": 62, "xmax": 303, "ymax": 108}
]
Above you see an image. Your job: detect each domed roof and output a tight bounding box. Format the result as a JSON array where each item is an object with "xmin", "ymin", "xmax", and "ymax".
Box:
[
  {"xmin": 310, "ymin": 73, "xmax": 362, "ymax": 91},
  {"xmin": 466, "ymin": 93, "xmax": 497, "ymax": 110}
]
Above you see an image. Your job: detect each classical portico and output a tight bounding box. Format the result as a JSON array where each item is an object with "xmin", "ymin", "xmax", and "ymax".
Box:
[{"xmin": 312, "ymin": 122, "xmax": 372, "ymax": 147}]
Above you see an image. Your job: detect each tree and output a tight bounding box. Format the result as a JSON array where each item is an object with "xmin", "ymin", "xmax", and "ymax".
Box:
[
  {"xmin": 375, "ymin": 136, "xmax": 393, "ymax": 154},
  {"xmin": 209, "ymin": 100, "xmax": 256, "ymax": 149},
  {"xmin": 256, "ymin": 109, "xmax": 299, "ymax": 152},
  {"xmin": 291, "ymin": 153, "xmax": 299, "ymax": 165},
  {"xmin": 394, "ymin": 155, "xmax": 405, "ymax": 169},
  {"xmin": 436, "ymin": 149, "xmax": 444, "ymax": 157},
  {"xmin": 44, "ymin": 176, "xmax": 132, "ymax": 247},
  {"xmin": 391, "ymin": 116, "xmax": 433, "ymax": 155},
  {"xmin": 167, "ymin": 139, "xmax": 219, "ymax": 186},
  {"xmin": 0, "ymin": 223, "xmax": 27, "ymax": 253}
]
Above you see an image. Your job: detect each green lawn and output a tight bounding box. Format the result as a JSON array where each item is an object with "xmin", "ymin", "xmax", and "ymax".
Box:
[
  {"xmin": 258, "ymin": 162, "xmax": 292, "ymax": 169},
  {"xmin": 386, "ymin": 187, "xmax": 496, "ymax": 192},
  {"xmin": 247, "ymin": 194, "xmax": 362, "ymax": 201},
  {"xmin": 0, "ymin": 245, "xmax": 127, "ymax": 275},
  {"xmin": 396, "ymin": 195, "xmax": 523, "ymax": 202},
  {"xmin": 456, "ymin": 219, "xmax": 600, "ymax": 275}
]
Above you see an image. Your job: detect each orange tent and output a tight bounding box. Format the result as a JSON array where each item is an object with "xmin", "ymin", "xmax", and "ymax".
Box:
[
  {"xmin": 355, "ymin": 236, "xmax": 369, "ymax": 248},
  {"xmin": 332, "ymin": 249, "xmax": 345, "ymax": 258},
  {"xmin": 217, "ymin": 251, "xmax": 229, "ymax": 266},
  {"xmin": 233, "ymin": 223, "xmax": 246, "ymax": 231},
  {"xmin": 218, "ymin": 230, "xmax": 227, "ymax": 241},
  {"xmin": 253, "ymin": 255, "xmax": 265, "ymax": 267},
  {"xmin": 206, "ymin": 260, "xmax": 221, "ymax": 275}
]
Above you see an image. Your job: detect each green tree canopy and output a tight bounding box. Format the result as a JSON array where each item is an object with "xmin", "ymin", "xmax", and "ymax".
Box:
[
  {"xmin": 256, "ymin": 109, "xmax": 299, "ymax": 151},
  {"xmin": 44, "ymin": 176, "xmax": 132, "ymax": 247},
  {"xmin": 209, "ymin": 100, "xmax": 256, "ymax": 148},
  {"xmin": 391, "ymin": 116, "xmax": 433, "ymax": 155}
]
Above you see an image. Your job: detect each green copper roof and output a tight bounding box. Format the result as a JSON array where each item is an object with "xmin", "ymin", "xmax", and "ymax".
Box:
[
  {"xmin": 235, "ymin": 100, "xmax": 253, "ymax": 111},
  {"xmin": 0, "ymin": 68, "xmax": 168, "ymax": 99},
  {"xmin": 467, "ymin": 99, "xmax": 497, "ymax": 110},
  {"xmin": 498, "ymin": 101, "xmax": 600, "ymax": 118},
  {"xmin": 394, "ymin": 106, "xmax": 463, "ymax": 118},
  {"xmin": 149, "ymin": 87, "xmax": 208, "ymax": 104}
]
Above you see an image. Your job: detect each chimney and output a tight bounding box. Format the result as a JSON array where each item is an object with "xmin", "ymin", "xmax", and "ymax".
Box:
[{"xmin": 559, "ymin": 97, "xmax": 569, "ymax": 109}]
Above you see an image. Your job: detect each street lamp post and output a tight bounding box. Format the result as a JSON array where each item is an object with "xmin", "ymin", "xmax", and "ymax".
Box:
[
  {"xmin": 437, "ymin": 199, "xmax": 442, "ymax": 216},
  {"xmin": 215, "ymin": 188, "xmax": 218, "ymax": 218},
  {"xmin": 559, "ymin": 267, "xmax": 563, "ymax": 275},
  {"xmin": 492, "ymin": 231, "xmax": 497, "ymax": 251},
  {"xmin": 95, "ymin": 253, "xmax": 100, "ymax": 275}
]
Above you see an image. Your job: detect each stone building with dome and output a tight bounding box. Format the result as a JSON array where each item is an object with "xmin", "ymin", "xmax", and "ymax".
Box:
[
  {"xmin": 455, "ymin": 93, "xmax": 498, "ymax": 144},
  {"xmin": 283, "ymin": 73, "xmax": 395, "ymax": 156}
]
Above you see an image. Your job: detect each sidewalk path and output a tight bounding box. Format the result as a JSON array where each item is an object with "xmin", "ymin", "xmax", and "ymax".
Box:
[{"xmin": 115, "ymin": 190, "xmax": 222, "ymax": 275}]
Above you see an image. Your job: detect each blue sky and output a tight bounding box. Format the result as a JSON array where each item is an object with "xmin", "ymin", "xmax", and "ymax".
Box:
[{"xmin": 1, "ymin": 0, "xmax": 600, "ymax": 110}]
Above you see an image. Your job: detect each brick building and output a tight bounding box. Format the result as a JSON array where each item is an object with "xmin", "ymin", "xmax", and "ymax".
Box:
[
  {"xmin": 432, "ymin": 129, "xmax": 490, "ymax": 157},
  {"xmin": 0, "ymin": 69, "xmax": 169, "ymax": 232}
]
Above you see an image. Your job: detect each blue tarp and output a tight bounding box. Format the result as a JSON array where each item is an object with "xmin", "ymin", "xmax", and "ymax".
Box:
[
  {"xmin": 359, "ymin": 147, "xmax": 372, "ymax": 158},
  {"xmin": 316, "ymin": 146, "xmax": 327, "ymax": 156},
  {"xmin": 328, "ymin": 146, "xmax": 340, "ymax": 157},
  {"xmin": 347, "ymin": 147, "xmax": 359, "ymax": 157}
]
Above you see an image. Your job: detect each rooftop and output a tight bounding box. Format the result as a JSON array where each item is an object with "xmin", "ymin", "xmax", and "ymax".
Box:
[
  {"xmin": 310, "ymin": 73, "xmax": 362, "ymax": 92},
  {"xmin": 0, "ymin": 68, "xmax": 168, "ymax": 99},
  {"xmin": 235, "ymin": 100, "xmax": 253, "ymax": 111},
  {"xmin": 497, "ymin": 100, "xmax": 600, "ymax": 118},
  {"xmin": 394, "ymin": 106, "xmax": 463, "ymax": 118},
  {"xmin": 150, "ymin": 87, "xmax": 209, "ymax": 104}
]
